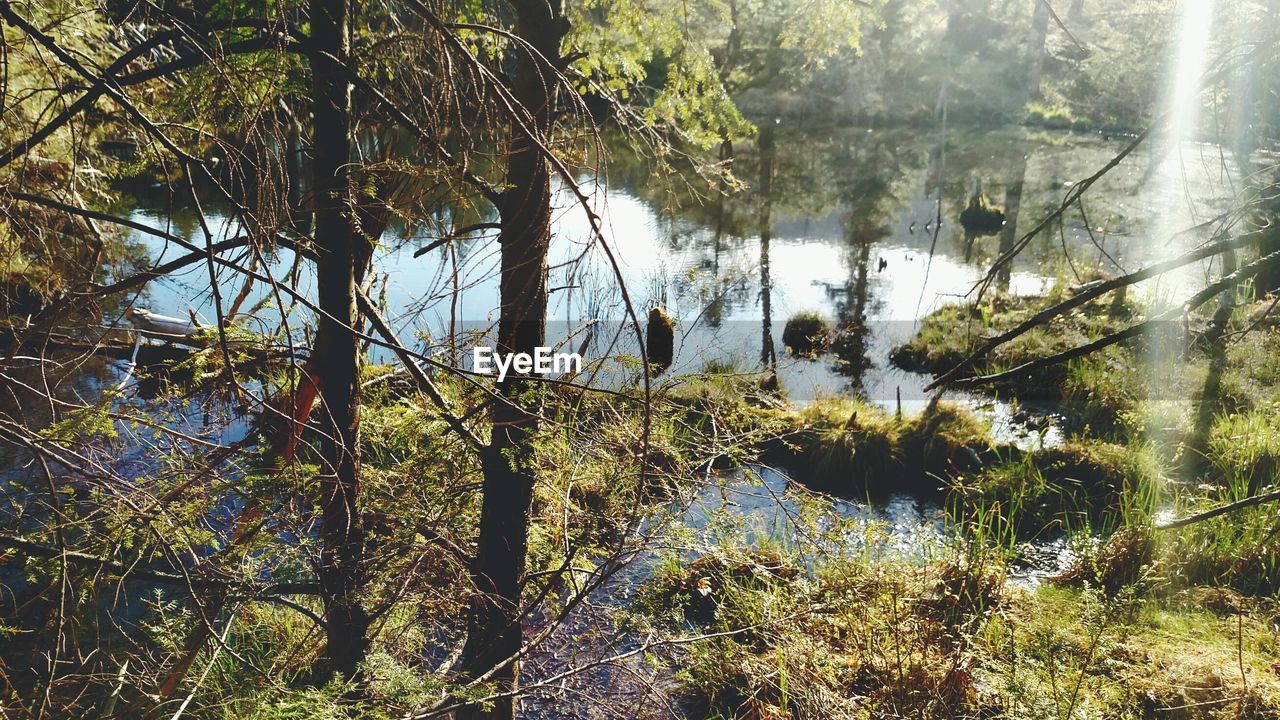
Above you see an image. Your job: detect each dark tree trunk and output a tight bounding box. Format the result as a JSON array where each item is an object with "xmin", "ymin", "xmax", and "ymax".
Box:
[
  {"xmin": 309, "ymin": 0, "xmax": 371, "ymax": 682},
  {"xmin": 457, "ymin": 1, "xmax": 567, "ymax": 717},
  {"xmin": 1025, "ymin": 0, "xmax": 1050, "ymax": 99}
]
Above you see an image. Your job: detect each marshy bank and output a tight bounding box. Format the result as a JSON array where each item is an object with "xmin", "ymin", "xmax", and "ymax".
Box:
[{"xmin": 613, "ymin": 363, "xmax": 1280, "ymax": 720}]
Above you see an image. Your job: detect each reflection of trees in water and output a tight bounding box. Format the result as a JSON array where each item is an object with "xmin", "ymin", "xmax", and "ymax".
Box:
[
  {"xmin": 830, "ymin": 169, "xmax": 897, "ymax": 391},
  {"xmin": 996, "ymin": 141, "xmax": 1028, "ymax": 293},
  {"xmin": 679, "ymin": 262, "xmax": 758, "ymax": 330},
  {"xmin": 602, "ymin": 126, "xmax": 1142, "ymax": 356},
  {"xmin": 704, "ymin": 128, "xmax": 921, "ymax": 332},
  {"xmin": 758, "ymin": 126, "xmax": 778, "ymax": 370}
]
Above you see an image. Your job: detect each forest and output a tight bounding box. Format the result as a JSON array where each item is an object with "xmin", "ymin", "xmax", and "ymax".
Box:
[{"xmin": 1, "ymin": 0, "xmax": 1279, "ymax": 718}]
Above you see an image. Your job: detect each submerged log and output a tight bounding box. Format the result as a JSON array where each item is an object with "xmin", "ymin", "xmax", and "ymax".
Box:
[
  {"xmin": 0, "ymin": 326, "xmax": 191, "ymax": 364},
  {"xmin": 0, "ymin": 322, "xmax": 285, "ymax": 369}
]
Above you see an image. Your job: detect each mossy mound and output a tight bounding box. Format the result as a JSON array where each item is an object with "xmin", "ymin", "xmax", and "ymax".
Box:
[
  {"xmin": 1059, "ymin": 521, "xmax": 1280, "ymax": 600},
  {"xmin": 781, "ymin": 310, "xmax": 832, "ymax": 356},
  {"xmin": 772, "ymin": 397, "xmax": 999, "ymax": 497},
  {"xmin": 661, "ymin": 364, "xmax": 793, "ymax": 469},
  {"xmin": 892, "ymin": 287, "xmax": 1143, "ymax": 436},
  {"xmin": 891, "ymin": 288, "xmax": 1135, "ymax": 382},
  {"xmin": 897, "ymin": 293, "xmax": 1280, "ymax": 446}
]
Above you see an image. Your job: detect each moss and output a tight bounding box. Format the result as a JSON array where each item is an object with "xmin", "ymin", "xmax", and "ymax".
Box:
[
  {"xmin": 785, "ymin": 395, "xmax": 901, "ymax": 488},
  {"xmin": 661, "ymin": 363, "xmax": 794, "ymax": 470},
  {"xmin": 781, "ymin": 310, "xmax": 832, "ymax": 356},
  {"xmin": 773, "ymin": 396, "xmax": 998, "ymax": 496},
  {"xmin": 899, "ymin": 400, "xmax": 993, "ymax": 478},
  {"xmin": 1059, "ymin": 348, "xmax": 1146, "ymax": 437},
  {"xmin": 896, "ymin": 295, "xmax": 1280, "ymax": 444},
  {"xmin": 892, "ymin": 287, "xmax": 1144, "ymax": 438}
]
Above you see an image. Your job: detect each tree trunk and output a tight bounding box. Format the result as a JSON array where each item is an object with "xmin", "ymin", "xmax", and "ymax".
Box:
[
  {"xmin": 457, "ymin": 1, "xmax": 567, "ymax": 717},
  {"xmin": 1025, "ymin": 0, "xmax": 1051, "ymax": 100},
  {"xmin": 309, "ymin": 0, "xmax": 371, "ymax": 682}
]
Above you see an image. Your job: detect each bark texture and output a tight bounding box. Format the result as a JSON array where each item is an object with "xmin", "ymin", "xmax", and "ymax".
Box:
[
  {"xmin": 309, "ymin": 0, "xmax": 371, "ymax": 682},
  {"xmin": 456, "ymin": 0, "xmax": 568, "ymax": 716}
]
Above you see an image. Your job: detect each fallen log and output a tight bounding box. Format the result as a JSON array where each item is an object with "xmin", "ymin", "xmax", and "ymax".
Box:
[
  {"xmin": 124, "ymin": 306, "xmax": 203, "ymax": 344},
  {"xmin": 0, "ymin": 323, "xmax": 293, "ymax": 368}
]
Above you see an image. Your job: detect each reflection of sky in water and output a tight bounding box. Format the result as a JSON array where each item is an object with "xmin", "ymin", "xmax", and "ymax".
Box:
[
  {"xmin": 123, "ymin": 127, "xmax": 1243, "ymax": 408},
  {"xmin": 680, "ymin": 467, "xmax": 950, "ymax": 565}
]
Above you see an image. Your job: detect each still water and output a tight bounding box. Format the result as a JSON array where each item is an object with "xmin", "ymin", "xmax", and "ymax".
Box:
[{"xmin": 123, "ymin": 125, "xmax": 1241, "ymax": 410}]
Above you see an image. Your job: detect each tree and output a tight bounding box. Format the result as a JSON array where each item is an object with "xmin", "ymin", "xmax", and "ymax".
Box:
[
  {"xmin": 454, "ymin": 0, "xmax": 570, "ymax": 716},
  {"xmin": 308, "ymin": 0, "xmax": 373, "ymax": 681},
  {"xmin": 1025, "ymin": 0, "xmax": 1051, "ymax": 98}
]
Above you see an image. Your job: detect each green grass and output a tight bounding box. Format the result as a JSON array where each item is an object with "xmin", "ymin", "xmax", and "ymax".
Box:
[
  {"xmin": 636, "ymin": 529, "xmax": 1280, "ymax": 720},
  {"xmin": 981, "ymin": 585, "xmax": 1280, "ymax": 720},
  {"xmin": 951, "ymin": 439, "xmax": 1163, "ymax": 538},
  {"xmin": 773, "ymin": 395, "xmax": 996, "ymax": 496}
]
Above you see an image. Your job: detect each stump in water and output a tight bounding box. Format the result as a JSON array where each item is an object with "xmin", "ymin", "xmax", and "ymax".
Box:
[
  {"xmin": 646, "ymin": 307, "xmax": 675, "ymax": 375},
  {"xmin": 959, "ymin": 194, "xmax": 1006, "ymax": 237},
  {"xmin": 782, "ymin": 311, "xmax": 832, "ymax": 356}
]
